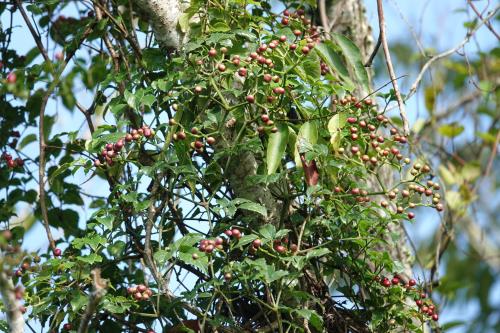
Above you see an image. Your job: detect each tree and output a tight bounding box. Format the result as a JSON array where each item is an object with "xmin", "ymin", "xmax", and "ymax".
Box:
[{"xmin": 0, "ymin": 1, "xmax": 498, "ymax": 332}]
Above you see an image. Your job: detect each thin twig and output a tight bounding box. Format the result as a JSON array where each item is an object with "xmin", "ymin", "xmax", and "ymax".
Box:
[
  {"xmin": 483, "ymin": 130, "xmax": 500, "ymax": 179},
  {"xmin": 16, "ymin": 0, "xmax": 51, "ymax": 64},
  {"xmin": 376, "ymin": 0, "xmax": 410, "ymax": 135},
  {"xmin": 407, "ymin": 5, "xmax": 500, "ymax": 101},
  {"xmin": 77, "ymin": 269, "xmax": 108, "ymax": 333},
  {"xmin": 467, "ymin": 0, "xmax": 500, "ymax": 40},
  {"xmin": 365, "ymin": 33, "xmax": 381, "ymax": 67}
]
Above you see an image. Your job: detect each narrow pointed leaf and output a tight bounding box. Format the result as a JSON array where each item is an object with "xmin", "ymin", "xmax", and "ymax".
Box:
[
  {"xmin": 332, "ymin": 33, "xmax": 370, "ymax": 93},
  {"xmin": 267, "ymin": 123, "xmax": 289, "ymax": 175}
]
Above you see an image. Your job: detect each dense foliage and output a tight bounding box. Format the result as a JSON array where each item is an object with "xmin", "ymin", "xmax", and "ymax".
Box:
[{"xmin": 0, "ymin": 0, "xmax": 498, "ymax": 332}]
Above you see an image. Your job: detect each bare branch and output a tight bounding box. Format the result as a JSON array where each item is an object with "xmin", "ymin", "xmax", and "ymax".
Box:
[
  {"xmin": 467, "ymin": 0, "xmax": 500, "ymax": 41},
  {"xmin": 407, "ymin": 5, "xmax": 500, "ymax": 101},
  {"xmin": 318, "ymin": 0, "xmax": 330, "ymax": 33},
  {"xmin": 376, "ymin": 0, "xmax": 410, "ymax": 135}
]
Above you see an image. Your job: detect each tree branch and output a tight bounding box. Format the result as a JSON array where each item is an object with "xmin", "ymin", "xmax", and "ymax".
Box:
[
  {"xmin": 467, "ymin": 0, "xmax": 500, "ymax": 41},
  {"xmin": 376, "ymin": 0, "xmax": 409, "ymax": 135},
  {"xmin": 407, "ymin": 5, "xmax": 500, "ymax": 101},
  {"xmin": 77, "ymin": 269, "xmax": 108, "ymax": 333}
]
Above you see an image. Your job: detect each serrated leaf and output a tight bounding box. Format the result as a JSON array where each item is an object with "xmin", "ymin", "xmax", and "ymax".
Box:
[
  {"xmin": 237, "ymin": 201, "xmax": 267, "ymax": 218},
  {"xmin": 266, "ymin": 123, "xmax": 289, "ymax": 175},
  {"xmin": 332, "ymin": 34, "xmax": 370, "ymax": 93},
  {"xmin": 70, "ymin": 292, "xmax": 87, "ymax": 312}
]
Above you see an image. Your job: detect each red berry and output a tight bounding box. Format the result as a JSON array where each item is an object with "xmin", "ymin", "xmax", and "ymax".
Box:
[
  {"xmin": 252, "ymin": 239, "xmax": 262, "ymax": 248},
  {"xmin": 208, "ymin": 48, "xmax": 217, "ymax": 57},
  {"xmin": 301, "ymin": 46, "xmax": 310, "ymax": 54},
  {"xmin": 274, "ymin": 244, "xmax": 286, "ymax": 254},
  {"xmin": 217, "ymin": 64, "xmax": 226, "ymax": 72},
  {"xmin": 409, "ymin": 279, "xmax": 416, "ymax": 286},
  {"xmin": 63, "ymin": 323, "xmax": 72, "ymax": 330},
  {"xmin": 391, "ymin": 277, "xmax": 400, "ymax": 285},
  {"xmin": 206, "ymin": 136, "xmax": 216, "ymax": 145},
  {"xmin": 263, "ymin": 73, "xmax": 272, "ymax": 82},
  {"xmin": 246, "ymin": 95, "xmax": 255, "ymax": 103},
  {"xmin": 6, "ymin": 72, "xmax": 16, "ymax": 84},
  {"xmin": 431, "ymin": 314, "xmax": 439, "ymax": 321},
  {"xmin": 238, "ymin": 67, "xmax": 247, "ymax": 77},
  {"xmin": 53, "ymin": 248, "xmax": 62, "ymax": 257},
  {"xmin": 231, "ymin": 229, "xmax": 242, "ymax": 239}
]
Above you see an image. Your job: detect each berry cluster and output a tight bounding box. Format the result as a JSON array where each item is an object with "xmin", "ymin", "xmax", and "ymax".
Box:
[
  {"xmin": 127, "ymin": 284, "xmax": 153, "ymax": 301},
  {"xmin": 415, "ymin": 293, "xmax": 439, "ymax": 321},
  {"xmin": 2, "ymin": 152, "xmax": 24, "ymax": 169},
  {"xmin": 272, "ymin": 238, "xmax": 298, "ymax": 254},
  {"xmin": 169, "ymin": 119, "xmax": 216, "ymax": 154},
  {"xmin": 94, "ymin": 125, "xmax": 153, "ymax": 167}
]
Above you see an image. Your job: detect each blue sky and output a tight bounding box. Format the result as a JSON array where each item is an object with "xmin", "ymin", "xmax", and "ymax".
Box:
[{"xmin": 2, "ymin": 0, "xmax": 499, "ymax": 332}]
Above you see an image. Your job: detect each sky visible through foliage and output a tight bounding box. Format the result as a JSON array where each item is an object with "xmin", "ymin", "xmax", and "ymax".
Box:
[{"xmin": 1, "ymin": 0, "xmax": 498, "ymax": 332}]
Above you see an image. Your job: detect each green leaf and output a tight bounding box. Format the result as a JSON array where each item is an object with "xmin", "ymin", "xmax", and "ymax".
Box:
[
  {"xmin": 331, "ymin": 34, "xmax": 370, "ymax": 93},
  {"xmin": 233, "ymin": 198, "xmax": 267, "ymax": 218},
  {"xmin": 328, "ymin": 112, "xmax": 347, "ymax": 150},
  {"xmin": 266, "ymin": 123, "xmax": 289, "ymax": 175},
  {"xmin": 154, "ymin": 249, "xmax": 173, "ymax": 266},
  {"xmin": 314, "ymin": 41, "xmax": 354, "ymax": 90},
  {"xmin": 95, "ymin": 215, "xmax": 114, "ymax": 230},
  {"xmin": 77, "ymin": 253, "xmax": 102, "ymax": 264},
  {"xmin": 438, "ymin": 124, "xmax": 464, "ymax": 138},
  {"xmin": 70, "ymin": 292, "xmax": 87, "ymax": 312},
  {"xmin": 294, "ymin": 309, "xmax": 323, "ymax": 331},
  {"xmin": 294, "ymin": 121, "xmax": 318, "ymax": 167},
  {"xmin": 18, "ymin": 134, "xmax": 37, "ymax": 150}
]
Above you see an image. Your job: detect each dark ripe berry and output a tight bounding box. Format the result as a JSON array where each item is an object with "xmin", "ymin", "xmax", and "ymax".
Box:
[
  {"xmin": 421, "ymin": 306, "xmax": 429, "ymax": 313},
  {"xmin": 15, "ymin": 158, "xmax": 24, "ymax": 167},
  {"xmin": 191, "ymin": 127, "xmax": 199, "ymax": 135},
  {"xmin": 263, "ymin": 73, "xmax": 272, "ymax": 82},
  {"xmin": 106, "ymin": 143, "xmax": 113, "ymax": 151},
  {"xmin": 376, "ymin": 114, "xmax": 385, "ymax": 122},
  {"xmin": 272, "ymin": 75, "xmax": 280, "ymax": 83},
  {"xmin": 63, "ymin": 323, "xmax": 72, "ymax": 331},
  {"xmin": 293, "ymin": 29, "xmax": 302, "ymax": 36},
  {"xmin": 334, "ymin": 186, "xmax": 342, "ymax": 193},
  {"xmin": 231, "ymin": 228, "xmax": 242, "ymax": 239},
  {"xmin": 224, "ymin": 272, "xmax": 232, "ymax": 281},
  {"xmin": 215, "ymin": 237, "xmax": 224, "ymax": 246},
  {"xmin": 261, "ymin": 114, "xmax": 270, "ymax": 123},
  {"xmin": 399, "ymin": 136, "xmax": 407, "ymax": 144},
  {"xmin": 232, "ymin": 57, "xmax": 240, "ymax": 66},
  {"xmin": 15, "ymin": 269, "xmax": 23, "ymax": 277},
  {"xmin": 391, "ymin": 277, "xmax": 400, "ymax": 285},
  {"xmin": 420, "ymin": 292, "xmax": 427, "ymax": 298},
  {"xmin": 258, "ymin": 44, "xmax": 268, "ymax": 52},
  {"xmin": 351, "ymin": 146, "xmax": 359, "ymax": 154},
  {"xmin": 351, "ymin": 133, "xmax": 358, "ymax": 140},
  {"xmin": 351, "ymin": 188, "xmax": 360, "ymax": 195},
  {"xmin": 416, "ymin": 299, "xmax": 423, "ymax": 307},
  {"xmin": 252, "ymin": 239, "xmax": 262, "ymax": 248},
  {"xmin": 246, "ymin": 95, "xmax": 255, "ymax": 103},
  {"xmin": 301, "ymin": 46, "xmax": 310, "ymax": 54},
  {"xmin": 206, "ymin": 136, "xmax": 216, "ymax": 145},
  {"xmin": 194, "ymin": 85, "xmax": 203, "ymax": 94},
  {"xmin": 217, "ymin": 63, "xmax": 226, "ymax": 72},
  {"xmin": 176, "ymin": 131, "xmax": 186, "ymax": 140},
  {"xmin": 347, "ymin": 117, "xmax": 357, "ymax": 124},
  {"xmin": 283, "ymin": 9, "xmax": 290, "ymax": 16},
  {"xmin": 432, "ymin": 314, "xmax": 439, "ymax": 321},
  {"xmin": 297, "ymin": 8, "xmax": 305, "ymax": 15},
  {"xmin": 290, "ymin": 243, "xmax": 298, "ymax": 252},
  {"xmin": 289, "ymin": 43, "xmax": 297, "ymax": 50},
  {"xmin": 205, "ymin": 244, "xmax": 214, "ymax": 253},
  {"xmin": 267, "ymin": 96, "xmax": 275, "ymax": 103},
  {"xmin": 22, "ymin": 262, "xmax": 30, "ymax": 271},
  {"xmin": 137, "ymin": 284, "xmax": 147, "ymax": 292},
  {"xmin": 436, "ymin": 203, "xmax": 444, "ymax": 212},
  {"xmin": 274, "ymin": 244, "xmax": 286, "ymax": 253},
  {"xmin": 281, "ymin": 18, "xmax": 289, "ymax": 25},
  {"xmin": 275, "ymin": 87, "xmax": 285, "ymax": 95},
  {"xmin": 382, "ymin": 278, "xmax": 391, "ymax": 287},
  {"xmin": 194, "ymin": 141, "xmax": 203, "ymax": 149},
  {"xmin": 147, "ymin": 330, "xmax": 155, "ymax": 333},
  {"xmin": 224, "ymin": 230, "xmax": 233, "ymax": 237},
  {"xmin": 377, "ymin": 136, "xmax": 385, "ymax": 143},
  {"xmin": 114, "ymin": 140, "xmax": 124, "ymax": 151},
  {"xmin": 127, "ymin": 286, "xmax": 136, "ymax": 294},
  {"xmin": 258, "ymin": 56, "xmax": 266, "ymax": 64},
  {"xmin": 144, "ymin": 128, "xmax": 153, "ymax": 138},
  {"xmin": 53, "ymin": 248, "xmax": 62, "ymax": 257},
  {"xmin": 390, "ymin": 128, "xmax": 398, "ymax": 135},
  {"xmin": 134, "ymin": 292, "xmax": 143, "ymax": 301},
  {"xmin": 106, "ymin": 150, "xmax": 115, "ymax": 158},
  {"xmin": 208, "ymin": 48, "xmax": 217, "ymax": 57},
  {"xmin": 367, "ymin": 124, "xmax": 376, "ymax": 131},
  {"xmin": 238, "ymin": 67, "xmax": 247, "ymax": 77},
  {"xmin": 279, "ymin": 35, "xmax": 287, "ymax": 42}
]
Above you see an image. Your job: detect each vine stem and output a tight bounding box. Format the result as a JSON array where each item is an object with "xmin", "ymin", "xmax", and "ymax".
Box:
[{"xmin": 376, "ymin": 0, "xmax": 410, "ymax": 136}]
